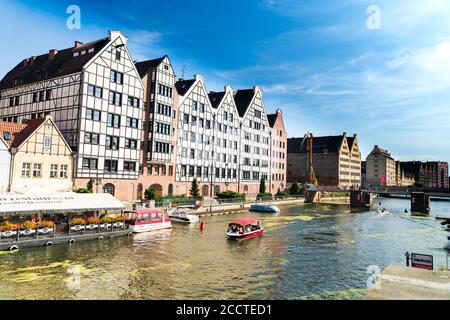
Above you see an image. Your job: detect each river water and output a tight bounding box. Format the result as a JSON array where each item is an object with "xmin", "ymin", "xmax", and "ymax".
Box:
[{"xmin": 0, "ymin": 198, "xmax": 449, "ymax": 300}]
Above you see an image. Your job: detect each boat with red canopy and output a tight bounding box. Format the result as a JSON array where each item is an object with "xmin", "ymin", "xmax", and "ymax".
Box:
[
  {"xmin": 226, "ymin": 218, "xmax": 264, "ymax": 240},
  {"xmin": 124, "ymin": 209, "xmax": 171, "ymax": 233}
]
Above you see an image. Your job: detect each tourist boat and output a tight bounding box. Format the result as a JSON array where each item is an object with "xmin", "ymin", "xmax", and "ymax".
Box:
[
  {"xmin": 249, "ymin": 203, "xmax": 280, "ymax": 213},
  {"xmin": 226, "ymin": 218, "xmax": 264, "ymax": 240},
  {"xmin": 124, "ymin": 209, "xmax": 171, "ymax": 233},
  {"xmin": 168, "ymin": 208, "xmax": 199, "ymax": 224}
]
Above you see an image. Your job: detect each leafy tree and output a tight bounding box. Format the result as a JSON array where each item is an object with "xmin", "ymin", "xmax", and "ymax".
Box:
[
  {"xmin": 145, "ymin": 187, "xmax": 157, "ymax": 200},
  {"xmin": 259, "ymin": 176, "xmax": 266, "ymax": 195},
  {"xmin": 290, "ymin": 182, "xmax": 300, "ymax": 195},
  {"xmin": 190, "ymin": 178, "xmax": 200, "ymax": 198},
  {"xmin": 87, "ymin": 179, "xmax": 94, "ymax": 193}
]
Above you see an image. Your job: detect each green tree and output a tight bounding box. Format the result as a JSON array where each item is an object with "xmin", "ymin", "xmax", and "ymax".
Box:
[
  {"xmin": 87, "ymin": 179, "xmax": 94, "ymax": 193},
  {"xmin": 145, "ymin": 187, "xmax": 157, "ymax": 200},
  {"xmin": 290, "ymin": 182, "xmax": 300, "ymax": 195},
  {"xmin": 259, "ymin": 176, "xmax": 266, "ymax": 195},
  {"xmin": 190, "ymin": 178, "xmax": 200, "ymax": 198}
]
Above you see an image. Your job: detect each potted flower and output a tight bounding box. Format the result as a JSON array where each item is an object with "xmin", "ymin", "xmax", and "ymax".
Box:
[
  {"xmin": 70, "ymin": 217, "xmax": 86, "ymax": 232},
  {"xmin": 112, "ymin": 216, "xmax": 125, "ymax": 228},
  {"xmin": 85, "ymin": 217, "xmax": 100, "ymax": 230},
  {"xmin": 0, "ymin": 221, "xmax": 19, "ymax": 237},
  {"xmin": 19, "ymin": 220, "xmax": 37, "ymax": 236},
  {"xmin": 100, "ymin": 216, "xmax": 113, "ymax": 229},
  {"xmin": 38, "ymin": 220, "xmax": 55, "ymax": 234}
]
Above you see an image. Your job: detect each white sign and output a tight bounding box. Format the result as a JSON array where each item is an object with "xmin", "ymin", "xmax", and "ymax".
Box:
[{"xmin": 411, "ymin": 253, "xmax": 433, "ymax": 270}]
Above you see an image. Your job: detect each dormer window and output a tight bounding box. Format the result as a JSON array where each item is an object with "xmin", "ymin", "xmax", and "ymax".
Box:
[
  {"xmin": 81, "ymin": 50, "xmax": 86, "ymax": 55},
  {"xmin": 73, "ymin": 52, "xmax": 79, "ymax": 57},
  {"xmin": 88, "ymin": 48, "xmax": 94, "ymax": 53},
  {"xmin": 4, "ymin": 132, "xmax": 11, "ymax": 141}
]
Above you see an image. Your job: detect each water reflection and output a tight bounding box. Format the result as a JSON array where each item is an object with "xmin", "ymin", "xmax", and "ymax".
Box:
[{"xmin": 0, "ymin": 198, "xmax": 449, "ymax": 300}]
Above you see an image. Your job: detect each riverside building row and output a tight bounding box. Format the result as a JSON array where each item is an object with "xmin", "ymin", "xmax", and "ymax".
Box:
[{"xmin": 0, "ymin": 31, "xmax": 287, "ymax": 202}]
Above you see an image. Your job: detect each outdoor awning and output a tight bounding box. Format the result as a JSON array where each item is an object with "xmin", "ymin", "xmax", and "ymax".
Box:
[{"xmin": 0, "ymin": 192, "xmax": 125, "ymax": 214}]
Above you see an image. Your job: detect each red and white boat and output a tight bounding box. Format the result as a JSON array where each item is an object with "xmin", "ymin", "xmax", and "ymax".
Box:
[
  {"xmin": 124, "ymin": 209, "xmax": 171, "ymax": 233},
  {"xmin": 226, "ymin": 218, "xmax": 264, "ymax": 240}
]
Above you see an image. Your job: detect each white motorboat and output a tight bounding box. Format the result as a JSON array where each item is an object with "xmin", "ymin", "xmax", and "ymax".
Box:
[
  {"xmin": 377, "ymin": 208, "xmax": 390, "ymax": 215},
  {"xmin": 168, "ymin": 209, "xmax": 199, "ymax": 224},
  {"xmin": 249, "ymin": 204, "xmax": 281, "ymax": 213}
]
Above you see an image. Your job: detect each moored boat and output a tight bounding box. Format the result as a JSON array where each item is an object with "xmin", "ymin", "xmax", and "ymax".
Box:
[
  {"xmin": 168, "ymin": 209, "xmax": 199, "ymax": 224},
  {"xmin": 249, "ymin": 203, "xmax": 280, "ymax": 213},
  {"xmin": 124, "ymin": 209, "xmax": 171, "ymax": 233},
  {"xmin": 226, "ymin": 218, "xmax": 264, "ymax": 240},
  {"xmin": 377, "ymin": 208, "xmax": 390, "ymax": 215}
]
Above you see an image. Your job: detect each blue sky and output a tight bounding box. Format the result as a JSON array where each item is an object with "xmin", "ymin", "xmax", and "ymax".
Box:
[{"xmin": 1, "ymin": 0, "xmax": 450, "ymax": 161}]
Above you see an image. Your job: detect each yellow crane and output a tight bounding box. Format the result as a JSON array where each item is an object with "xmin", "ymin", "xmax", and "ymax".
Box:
[{"xmin": 305, "ymin": 133, "xmax": 318, "ymax": 187}]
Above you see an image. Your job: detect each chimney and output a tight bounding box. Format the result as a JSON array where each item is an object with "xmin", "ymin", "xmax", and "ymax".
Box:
[
  {"xmin": 224, "ymin": 85, "xmax": 233, "ymax": 92},
  {"xmin": 74, "ymin": 41, "xmax": 83, "ymax": 48},
  {"xmin": 49, "ymin": 49, "xmax": 58, "ymax": 60},
  {"xmin": 343, "ymin": 132, "xmax": 347, "ymax": 136},
  {"xmin": 194, "ymin": 74, "xmax": 204, "ymax": 81}
]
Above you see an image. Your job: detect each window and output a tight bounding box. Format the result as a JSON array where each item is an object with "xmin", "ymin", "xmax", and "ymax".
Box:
[
  {"xmin": 43, "ymin": 137, "xmax": 52, "ymax": 149},
  {"xmin": 115, "ymin": 50, "xmax": 121, "ymax": 61},
  {"xmin": 124, "ymin": 161, "xmax": 136, "ymax": 172},
  {"xmin": 46, "ymin": 89, "xmax": 52, "ymax": 100},
  {"xmin": 191, "ymin": 116, "xmax": 197, "ymax": 126},
  {"xmin": 183, "ymin": 114, "xmax": 189, "ymax": 124},
  {"xmin": 181, "ymin": 165, "xmax": 187, "ymax": 177},
  {"xmin": 107, "ymin": 113, "xmax": 121, "ymax": 128},
  {"xmin": 206, "ymin": 120, "xmax": 211, "ymax": 129},
  {"xmin": 168, "ymin": 166, "xmax": 173, "ymax": 176},
  {"xmin": 224, "ymin": 111, "xmax": 228, "ymax": 121},
  {"xmin": 106, "ymin": 135, "xmax": 119, "ymax": 150},
  {"xmin": 110, "ymin": 70, "xmax": 124, "ymax": 84},
  {"xmin": 125, "ymin": 138, "xmax": 138, "ymax": 149},
  {"xmin": 33, "ymin": 163, "xmax": 42, "ymax": 178},
  {"xmin": 82, "ymin": 158, "xmax": 98, "ymax": 170},
  {"xmin": 255, "ymin": 110, "xmax": 261, "ymax": 118},
  {"xmin": 108, "ymin": 91, "xmax": 122, "ymax": 106},
  {"xmin": 190, "ymin": 149, "xmax": 195, "ymax": 159},
  {"xmin": 32, "ymin": 92, "xmax": 38, "ymax": 103},
  {"xmin": 86, "ymin": 108, "xmax": 101, "ymax": 121},
  {"xmin": 84, "ymin": 132, "xmax": 99, "ymax": 145},
  {"xmin": 21, "ymin": 163, "xmax": 31, "ymax": 177},
  {"xmin": 104, "ymin": 159, "xmax": 118, "ymax": 173},
  {"xmin": 60, "ymin": 165, "xmax": 68, "ymax": 178},
  {"xmin": 126, "ymin": 117, "xmax": 139, "ymax": 128},
  {"xmin": 128, "ymin": 96, "xmax": 140, "ymax": 108},
  {"xmin": 199, "ymin": 103, "xmax": 205, "ymax": 112},
  {"xmin": 50, "ymin": 164, "xmax": 58, "ymax": 178},
  {"xmin": 39, "ymin": 91, "xmax": 45, "ymax": 102},
  {"xmin": 88, "ymin": 85, "xmax": 102, "ymax": 98},
  {"xmin": 190, "ymin": 132, "xmax": 196, "ymax": 142},
  {"xmin": 189, "ymin": 166, "xmax": 194, "ymax": 177},
  {"xmin": 192, "ymin": 101, "xmax": 198, "ymax": 111}
]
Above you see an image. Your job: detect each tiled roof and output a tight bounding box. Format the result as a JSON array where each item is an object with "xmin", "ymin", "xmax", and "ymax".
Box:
[
  {"xmin": 0, "ymin": 38, "xmax": 109, "ymax": 90},
  {"xmin": 234, "ymin": 89, "xmax": 255, "ymax": 117},
  {"xmin": 267, "ymin": 114, "xmax": 277, "ymax": 128},
  {"xmin": 0, "ymin": 121, "xmax": 27, "ymax": 146},
  {"xmin": 10, "ymin": 118, "xmax": 46, "ymax": 148},
  {"xmin": 208, "ymin": 91, "xmax": 226, "ymax": 109},
  {"xmin": 288, "ymin": 135, "xmax": 346, "ymax": 154},
  {"xmin": 135, "ymin": 56, "xmax": 166, "ymax": 77},
  {"xmin": 175, "ymin": 79, "xmax": 196, "ymax": 96}
]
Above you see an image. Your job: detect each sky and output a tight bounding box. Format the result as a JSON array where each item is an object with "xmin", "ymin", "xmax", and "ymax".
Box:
[{"xmin": 1, "ymin": 0, "xmax": 450, "ymax": 162}]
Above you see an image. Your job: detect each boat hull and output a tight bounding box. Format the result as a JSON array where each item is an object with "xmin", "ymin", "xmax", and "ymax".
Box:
[
  {"xmin": 226, "ymin": 228, "xmax": 264, "ymax": 240},
  {"xmin": 129, "ymin": 222, "xmax": 172, "ymax": 233},
  {"xmin": 249, "ymin": 205, "xmax": 280, "ymax": 213},
  {"xmin": 169, "ymin": 215, "xmax": 199, "ymax": 224}
]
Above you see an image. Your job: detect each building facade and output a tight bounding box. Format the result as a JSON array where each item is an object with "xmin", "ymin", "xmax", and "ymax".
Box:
[
  {"xmin": 0, "ymin": 31, "xmax": 144, "ymax": 201},
  {"xmin": 268, "ymin": 109, "xmax": 287, "ymax": 193},
  {"xmin": 366, "ymin": 145, "xmax": 396, "ymax": 186},
  {"xmin": 0, "ymin": 31, "xmax": 288, "ymax": 201},
  {"xmin": 0, "ymin": 116, "xmax": 73, "ymax": 194},
  {"xmin": 135, "ymin": 56, "xmax": 177, "ymax": 198},
  {"xmin": 401, "ymin": 161, "xmax": 449, "ymax": 189},
  {"xmin": 287, "ymin": 133, "xmax": 361, "ymax": 189}
]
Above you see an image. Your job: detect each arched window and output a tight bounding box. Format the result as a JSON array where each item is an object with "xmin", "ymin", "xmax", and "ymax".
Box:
[
  {"xmin": 168, "ymin": 184, "xmax": 174, "ymax": 196},
  {"xmin": 243, "ymin": 185, "xmax": 249, "ymax": 193},
  {"xmin": 103, "ymin": 183, "xmax": 115, "ymax": 196},
  {"xmin": 202, "ymin": 185, "xmax": 209, "ymax": 197},
  {"xmin": 150, "ymin": 184, "xmax": 163, "ymax": 196},
  {"xmin": 137, "ymin": 183, "xmax": 143, "ymax": 200},
  {"xmin": 214, "ymin": 185, "xmax": 220, "ymax": 196}
]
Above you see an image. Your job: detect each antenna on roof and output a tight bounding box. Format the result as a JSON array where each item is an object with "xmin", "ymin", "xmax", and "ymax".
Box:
[{"xmin": 181, "ymin": 65, "xmax": 186, "ymax": 79}]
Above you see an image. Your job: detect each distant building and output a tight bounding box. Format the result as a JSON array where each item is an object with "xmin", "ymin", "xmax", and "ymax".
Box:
[
  {"xmin": 287, "ymin": 133, "xmax": 361, "ymax": 189},
  {"xmin": 366, "ymin": 145, "xmax": 396, "ymax": 186},
  {"xmin": 395, "ymin": 161, "xmax": 415, "ymax": 187},
  {"xmin": 267, "ymin": 109, "xmax": 287, "ymax": 193},
  {"xmin": 361, "ymin": 161, "xmax": 366, "ymax": 186},
  {"xmin": 400, "ymin": 161, "xmax": 449, "ymax": 189},
  {"xmin": 0, "ymin": 115, "xmax": 74, "ymax": 194}
]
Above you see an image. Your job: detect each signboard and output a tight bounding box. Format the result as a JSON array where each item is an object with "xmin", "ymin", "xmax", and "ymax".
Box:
[{"xmin": 411, "ymin": 253, "xmax": 433, "ymax": 270}]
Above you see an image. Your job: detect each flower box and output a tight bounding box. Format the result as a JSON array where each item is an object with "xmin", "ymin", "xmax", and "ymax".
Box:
[
  {"xmin": 85, "ymin": 224, "xmax": 99, "ymax": 230},
  {"xmin": 100, "ymin": 223, "xmax": 111, "ymax": 229},
  {"xmin": 1, "ymin": 230, "xmax": 18, "ymax": 238},
  {"xmin": 113, "ymin": 222, "xmax": 124, "ymax": 228},
  {"xmin": 70, "ymin": 225, "xmax": 85, "ymax": 232},
  {"xmin": 38, "ymin": 226, "xmax": 55, "ymax": 235},
  {"xmin": 19, "ymin": 229, "xmax": 36, "ymax": 236}
]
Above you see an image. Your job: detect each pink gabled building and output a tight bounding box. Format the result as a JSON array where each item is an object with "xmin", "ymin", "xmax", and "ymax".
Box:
[{"xmin": 267, "ymin": 109, "xmax": 287, "ymax": 193}]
